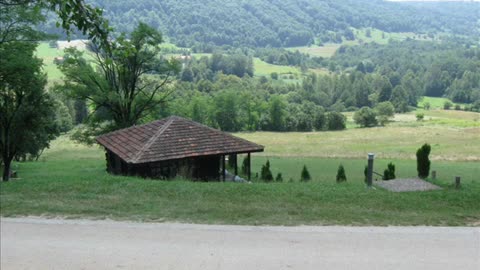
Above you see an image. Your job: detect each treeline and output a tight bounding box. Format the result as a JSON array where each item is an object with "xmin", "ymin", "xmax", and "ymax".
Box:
[
  {"xmin": 329, "ymin": 40, "xmax": 480, "ymax": 104},
  {"xmin": 40, "ymin": 0, "xmax": 480, "ymax": 48},
  {"xmin": 160, "ymin": 74, "xmax": 347, "ymax": 132}
]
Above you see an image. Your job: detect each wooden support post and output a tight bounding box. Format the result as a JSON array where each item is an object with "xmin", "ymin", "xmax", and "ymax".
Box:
[
  {"xmin": 247, "ymin": 153, "xmax": 251, "ymax": 181},
  {"xmin": 234, "ymin": 154, "xmax": 238, "ymax": 176},
  {"xmin": 455, "ymin": 176, "xmax": 461, "ymax": 189},
  {"xmin": 222, "ymin": 155, "xmax": 226, "ymax": 182}
]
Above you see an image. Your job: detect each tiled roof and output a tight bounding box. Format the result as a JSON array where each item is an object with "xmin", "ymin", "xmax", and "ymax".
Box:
[{"xmin": 96, "ymin": 116, "xmax": 264, "ymax": 164}]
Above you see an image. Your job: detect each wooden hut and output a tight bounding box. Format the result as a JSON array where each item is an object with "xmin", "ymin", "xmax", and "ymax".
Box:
[{"xmin": 96, "ymin": 116, "xmax": 264, "ymax": 181}]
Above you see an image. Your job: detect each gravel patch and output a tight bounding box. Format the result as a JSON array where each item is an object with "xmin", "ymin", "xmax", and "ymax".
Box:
[{"xmin": 375, "ymin": 178, "xmax": 442, "ymax": 192}]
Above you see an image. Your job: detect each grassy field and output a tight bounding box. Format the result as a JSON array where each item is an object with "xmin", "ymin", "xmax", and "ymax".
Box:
[
  {"xmin": 1, "ymin": 108, "xmax": 479, "ymax": 226},
  {"xmin": 287, "ymin": 44, "xmax": 340, "ymax": 58},
  {"xmin": 253, "ymin": 58, "xmax": 301, "ymax": 77},
  {"xmin": 35, "ymin": 42, "xmax": 65, "ymax": 86},
  {"xmin": 418, "ymin": 96, "xmax": 466, "ymax": 109},
  {"xmin": 0, "ymin": 136, "xmax": 478, "ymax": 226}
]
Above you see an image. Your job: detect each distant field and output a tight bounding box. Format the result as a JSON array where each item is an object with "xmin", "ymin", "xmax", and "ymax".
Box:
[
  {"xmin": 287, "ymin": 44, "xmax": 340, "ymax": 58},
  {"xmin": 35, "ymin": 42, "xmax": 64, "ymax": 85},
  {"xmin": 253, "ymin": 58, "xmax": 301, "ymax": 77},
  {"xmin": 237, "ymin": 109, "xmax": 480, "ymax": 161},
  {"xmin": 418, "ymin": 96, "xmax": 466, "ymax": 109}
]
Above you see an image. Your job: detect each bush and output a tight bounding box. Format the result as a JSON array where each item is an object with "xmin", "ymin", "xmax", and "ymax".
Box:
[
  {"xmin": 383, "ymin": 162, "xmax": 396, "ymax": 180},
  {"xmin": 375, "ymin": 101, "xmax": 395, "ymax": 126},
  {"xmin": 336, "ymin": 164, "xmax": 347, "ymax": 182},
  {"xmin": 443, "ymin": 101, "xmax": 453, "ymax": 110},
  {"xmin": 353, "ymin": 107, "xmax": 378, "ymax": 127},
  {"xmin": 300, "ymin": 165, "xmax": 311, "ymax": 182},
  {"xmin": 423, "ymin": 102, "xmax": 431, "ymax": 110},
  {"xmin": 270, "ymin": 72, "xmax": 279, "ymax": 80},
  {"xmin": 275, "ymin": 173, "xmax": 283, "ymax": 182},
  {"xmin": 261, "ymin": 160, "xmax": 274, "ymax": 182},
  {"xmin": 326, "ymin": 112, "xmax": 346, "ymax": 131},
  {"xmin": 454, "ymin": 104, "xmax": 461, "ymax": 110},
  {"xmin": 364, "ymin": 165, "xmax": 368, "ymax": 183},
  {"xmin": 241, "ymin": 155, "xmax": 250, "ymax": 175},
  {"xmin": 416, "ymin": 113, "xmax": 424, "ymax": 121},
  {"xmin": 416, "ymin": 144, "xmax": 431, "ymax": 179}
]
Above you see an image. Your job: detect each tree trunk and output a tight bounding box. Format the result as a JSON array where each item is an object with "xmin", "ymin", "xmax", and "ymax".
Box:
[{"xmin": 2, "ymin": 158, "xmax": 11, "ymax": 181}]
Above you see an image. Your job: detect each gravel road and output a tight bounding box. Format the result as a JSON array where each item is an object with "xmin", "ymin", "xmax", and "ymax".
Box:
[{"xmin": 1, "ymin": 217, "xmax": 479, "ymax": 270}]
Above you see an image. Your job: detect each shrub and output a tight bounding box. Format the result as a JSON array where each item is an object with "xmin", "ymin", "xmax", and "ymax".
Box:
[
  {"xmin": 261, "ymin": 160, "xmax": 274, "ymax": 182},
  {"xmin": 375, "ymin": 101, "xmax": 395, "ymax": 126},
  {"xmin": 300, "ymin": 165, "xmax": 311, "ymax": 182},
  {"xmin": 383, "ymin": 162, "xmax": 396, "ymax": 180},
  {"xmin": 275, "ymin": 173, "xmax": 283, "ymax": 182},
  {"xmin": 270, "ymin": 72, "xmax": 279, "ymax": 80},
  {"xmin": 443, "ymin": 101, "xmax": 453, "ymax": 110},
  {"xmin": 353, "ymin": 107, "xmax": 378, "ymax": 127},
  {"xmin": 241, "ymin": 155, "xmax": 250, "ymax": 175},
  {"xmin": 423, "ymin": 102, "xmax": 431, "ymax": 110},
  {"xmin": 416, "ymin": 113, "xmax": 424, "ymax": 121},
  {"xmin": 336, "ymin": 165, "xmax": 347, "ymax": 183},
  {"xmin": 416, "ymin": 144, "xmax": 431, "ymax": 179},
  {"xmin": 326, "ymin": 112, "xmax": 346, "ymax": 131},
  {"xmin": 454, "ymin": 104, "xmax": 461, "ymax": 110}
]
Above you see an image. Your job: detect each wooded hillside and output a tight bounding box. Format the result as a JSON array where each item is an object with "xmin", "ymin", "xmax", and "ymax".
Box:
[{"xmin": 42, "ymin": 0, "xmax": 479, "ymax": 48}]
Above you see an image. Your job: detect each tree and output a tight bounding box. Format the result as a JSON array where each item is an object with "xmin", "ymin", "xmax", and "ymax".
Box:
[
  {"xmin": 383, "ymin": 162, "xmax": 396, "ymax": 180},
  {"xmin": 375, "ymin": 101, "xmax": 395, "ymax": 126},
  {"xmin": 269, "ymin": 95, "xmax": 286, "ymax": 131},
  {"xmin": 0, "ymin": 0, "xmax": 110, "ymax": 45},
  {"xmin": 0, "ymin": 41, "xmax": 60, "ymax": 181},
  {"xmin": 390, "ymin": 85, "xmax": 409, "ymax": 113},
  {"xmin": 261, "ymin": 160, "xmax": 273, "ymax": 182},
  {"xmin": 353, "ymin": 107, "xmax": 378, "ymax": 127},
  {"xmin": 416, "ymin": 144, "xmax": 431, "ymax": 179},
  {"xmin": 336, "ymin": 165, "xmax": 347, "ymax": 183},
  {"xmin": 275, "ymin": 173, "xmax": 283, "ymax": 182},
  {"xmin": 59, "ymin": 23, "xmax": 180, "ymax": 137},
  {"xmin": 300, "ymin": 165, "xmax": 311, "ymax": 182},
  {"xmin": 326, "ymin": 112, "xmax": 346, "ymax": 131}
]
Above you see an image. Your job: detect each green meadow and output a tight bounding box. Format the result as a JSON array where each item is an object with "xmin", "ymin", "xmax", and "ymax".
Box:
[{"xmin": 1, "ymin": 108, "xmax": 479, "ymax": 226}]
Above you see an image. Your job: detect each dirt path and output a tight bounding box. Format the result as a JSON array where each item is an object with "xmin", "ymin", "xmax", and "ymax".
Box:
[{"xmin": 1, "ymin": 217, "xmax": 479, "ymax": 270}]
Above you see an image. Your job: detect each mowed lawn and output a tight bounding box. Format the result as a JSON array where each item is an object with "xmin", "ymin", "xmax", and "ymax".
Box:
[{"xmin": 1, "ymin": 117, "xmax": 479, "ymax": 226}]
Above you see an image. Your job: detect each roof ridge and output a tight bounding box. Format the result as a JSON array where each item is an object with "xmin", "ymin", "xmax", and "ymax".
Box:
[
  {"xmin": 180, "ymin": 117, "xmax": 264, "ymax": 149},
  {"xmin": 131, "ymin": 117, "xmax": 175, "ymax": 163}
]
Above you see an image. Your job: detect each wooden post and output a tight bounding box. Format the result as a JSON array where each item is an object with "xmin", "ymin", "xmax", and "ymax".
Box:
[
  {"xmin": 234, "ymin": 154, "xmax": 238, "ymax": 176},
  {"xmin": 247, "ymin": 153, "xmax": 251, "ymax": 181},
  {"xmin": 222, "ymin": 155, "xmax": 226, "ymax": 182},
  {"xmin": 431, "ymin": 170, "xmax": 436, "ymax": 180},
  {"xmin": 455, "ymin": 176, "xmax": 461, "ymax": 189}
]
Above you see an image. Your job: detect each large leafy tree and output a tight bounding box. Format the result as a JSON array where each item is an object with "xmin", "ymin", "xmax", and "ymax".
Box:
[
  {"xmin": 59, "ymin": 22, "xmax": 180, "ymax": 139},
  {"xmin": 0, "ymin": 41, "xmax": 59, "ymax": 181},
  {"xmin": 0, "ymin": 0, "xmax": 109, "ymax": 44}
]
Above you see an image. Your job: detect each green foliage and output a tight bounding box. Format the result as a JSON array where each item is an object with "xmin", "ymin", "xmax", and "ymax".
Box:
[
  {"xmin": 270, "ymin": 72, "xmax": 279, "ymax": 80},
  {"xmin": 0, "ymin": 41, "xmax": 60, "ymax": 180},
  {"xmin": 336, "ymin": 164, "xmax": 347, "ymax": 183},
  {"xmin": 375, "ymin": 101, "xmax": 395, "ymax": 126},
  {"xmin": 275, "ymin": 173, "xmax": 283, "ymax": 182},
  {"xmin": 416, "ymin": 113, "xmax": 424, "ymax": 121},
  {"xmin": 300, "ymin": 165, "xmax": 311, "ymax": 182},
  {"xmin": 383, "ymin": 162, "xmax": 396, "ymax": 180},
  {"xmin": 353, "ymin": 107, "xmax": 378, "ymax": 128},
  {"xmin": 326, "ymin": 112, "xmax": 346, "ymax": 131},
  {"xmin": 416, "ymin": 144, "xmax": 431, "ymax": 179},
  {"xmin": 261, "ymin": 160, "xmax": 273, "ymax": 182},
  {"xmin": 58, "ymin": 23, "xmax": 180, "ymax": 137},
  {"xmin": 241, "ymin": 155, "xmax": 250, "ymax": 176},
  {"xmin": 269, "ymin": 96, "xmax": 286, "ymax": 131},
  {"xmin": 443, "ymin": 101, "xmax": 453, "ymax": 110}
]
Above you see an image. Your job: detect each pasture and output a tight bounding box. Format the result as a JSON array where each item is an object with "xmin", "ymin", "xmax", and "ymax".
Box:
[{"xmin": 1, "ymin": 109, "xmax": 479, "ymax": 226}]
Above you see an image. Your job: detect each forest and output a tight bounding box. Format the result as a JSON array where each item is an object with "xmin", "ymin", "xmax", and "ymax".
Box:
[{"xmin": 41, "ymin": 0, "xmax": 480, "ymax": 48}]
